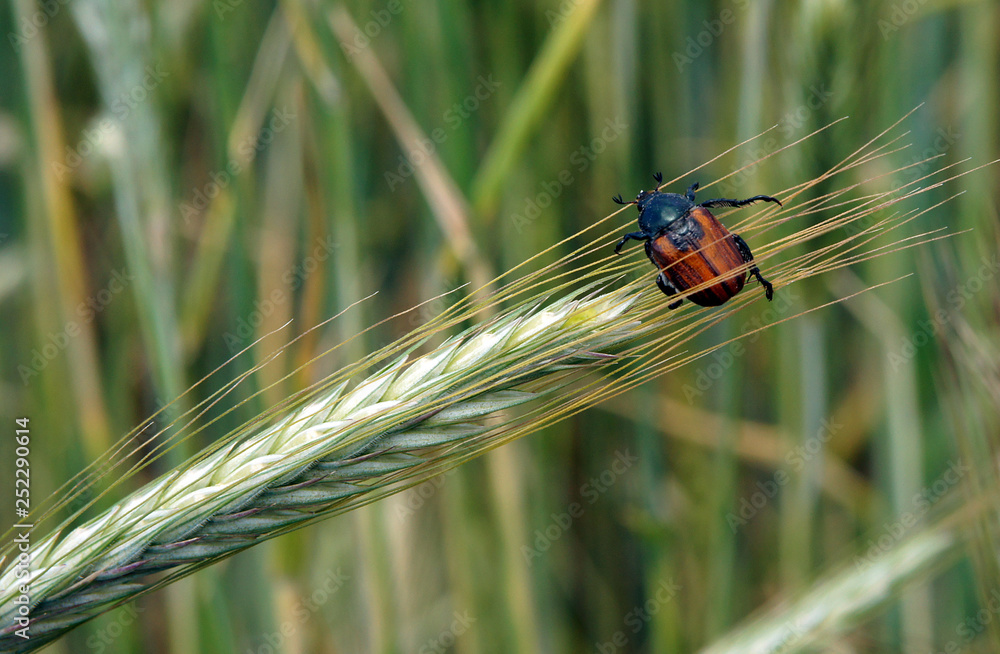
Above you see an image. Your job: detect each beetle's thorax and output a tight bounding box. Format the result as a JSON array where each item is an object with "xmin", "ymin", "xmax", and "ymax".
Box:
[{"xmin": 636, "ymin": 192, "xmax": 694, "ymax": 237}]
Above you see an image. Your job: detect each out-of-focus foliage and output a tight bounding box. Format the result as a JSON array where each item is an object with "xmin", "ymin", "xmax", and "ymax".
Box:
[{"xmin": 0, "ymin": 0, "xmax": 997, "ymax": 652}]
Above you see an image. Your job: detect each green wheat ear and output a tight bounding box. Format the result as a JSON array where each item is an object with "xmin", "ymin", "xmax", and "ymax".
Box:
[
  {"xmin": 0, "ymin": 287, "xmax": 641, "ymax": 648},
  {"xmin": 0, "ymin": 115, "xmax": 976, "ymax": 651}
]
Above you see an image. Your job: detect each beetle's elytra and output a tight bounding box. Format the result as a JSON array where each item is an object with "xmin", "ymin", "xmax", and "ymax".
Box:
[{"xmin": 613, "ymin": 174, "xmax": 780, "ymax": 309}]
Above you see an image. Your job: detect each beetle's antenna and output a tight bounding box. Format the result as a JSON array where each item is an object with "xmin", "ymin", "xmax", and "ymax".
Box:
[
  {"xmin": 612, "ymin": 195, "xmax": 633, "ymax": 206},
  {"xmin": 653, "ymin": 172, "xmax": 663, "ymax": 186},
  {"xmin": 700, "ymin": 195, "xmax": 783, "ymax": 209}
]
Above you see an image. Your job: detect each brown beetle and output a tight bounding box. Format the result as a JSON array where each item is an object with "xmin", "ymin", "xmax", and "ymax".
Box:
[{"xmin": 613, "ymin": 174, "xmax": 780, "ymax": 309}]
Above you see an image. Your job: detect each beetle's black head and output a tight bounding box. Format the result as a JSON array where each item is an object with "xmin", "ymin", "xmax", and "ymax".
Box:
[
  {"xmin": 633, "ymin": 188, "xmax": 656, "ymax": 208},
  {"xmin": 636, "ymin": 191, "xmax": 694, "ymax": 236}
]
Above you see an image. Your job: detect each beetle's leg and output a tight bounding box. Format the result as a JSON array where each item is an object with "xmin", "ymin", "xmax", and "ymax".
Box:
[
  {"xmin": 655, "ymin": 273, "xmax": 684, "ymax": 310},
  {"xmin": 685, "ymin": 182, "xmax": 699, "ymax": 201},
  {"xmin": 733, "ymin": 234, "xmax": 774, "ymax": 301},
  {"xmin": 614, "ymin": 231, "xmax": 647, "ymax": 254},
  {"xmin": 700, "ymin": 194, "xmax": 782, "ymax": 209}
]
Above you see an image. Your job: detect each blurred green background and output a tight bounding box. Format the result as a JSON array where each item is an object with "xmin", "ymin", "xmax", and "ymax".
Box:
[{"xmin": 1, "ymin": 0, "xmax": 999, "ymax": 652}]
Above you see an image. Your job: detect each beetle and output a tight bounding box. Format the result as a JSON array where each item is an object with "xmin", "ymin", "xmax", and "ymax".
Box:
[{"xmin": 613, "ymin": 173, "xmax": 780, "ymax": 309}]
